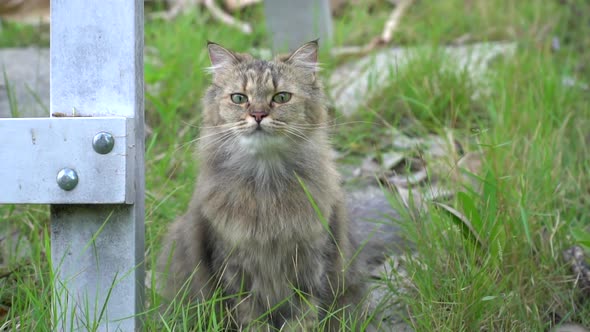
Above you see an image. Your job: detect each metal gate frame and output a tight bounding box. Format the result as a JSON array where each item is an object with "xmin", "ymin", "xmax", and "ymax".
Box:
[{"xmin": 0, "ymin": 0, "xmax": 332, "ymax": 330}]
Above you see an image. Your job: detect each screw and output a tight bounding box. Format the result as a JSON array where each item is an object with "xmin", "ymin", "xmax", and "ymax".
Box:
[
  {"xmin": 92, "ymin": 132, "xmax": 115, "ymax": 154},
  {"xmin": 57, "ymin": 168, "xmax": 79, "ymax": 191}
]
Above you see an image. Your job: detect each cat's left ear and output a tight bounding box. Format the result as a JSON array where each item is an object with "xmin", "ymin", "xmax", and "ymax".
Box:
[{"xmin": 284, "ymin": 39, "xmax": 319, "ymax": 72}]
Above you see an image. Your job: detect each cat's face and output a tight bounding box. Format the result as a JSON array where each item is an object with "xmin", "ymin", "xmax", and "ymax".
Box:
[{"xmin": 201, "ymin": 41, "xmax": 328, "ymax": 156}]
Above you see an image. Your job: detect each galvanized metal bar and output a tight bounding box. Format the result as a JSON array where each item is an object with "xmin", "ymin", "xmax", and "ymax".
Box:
[
  {"xmin": 264, "ymin": 0, "xmax": 333, "ymax": 52},
  {"xmin": 0, "ymin": 117, "xmax": 133, "ymax": 204},
  {"xmin": 50, "ymin": 0, "xmax": 144, "ymax": 330}
]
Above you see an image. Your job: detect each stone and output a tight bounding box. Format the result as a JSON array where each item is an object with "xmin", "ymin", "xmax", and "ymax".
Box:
[
  {"xmin": 347, "ymin": 185, "xmax": 414, "ymax": 331},
  {"xmin": 347, "ymin": 186, "xmax": 411, "ymax": 270},
  {"xmin": 329, "ymin": 42, "xmax": 517, "ymax": 116}
]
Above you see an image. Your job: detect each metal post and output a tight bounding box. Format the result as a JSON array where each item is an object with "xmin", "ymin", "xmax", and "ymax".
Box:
[
  {"xmin": 50, "ymin": 0, "xmax": 144, "ymax": 330},
  {"xmin": 264, "ymin": 0, "xmax": 333, "ymax": 52}
]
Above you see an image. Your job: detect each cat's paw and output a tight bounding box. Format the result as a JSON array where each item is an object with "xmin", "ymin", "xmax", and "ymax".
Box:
[{"xmin": 279, "ymin": 317, "xmax": 317, "ymax": 332}]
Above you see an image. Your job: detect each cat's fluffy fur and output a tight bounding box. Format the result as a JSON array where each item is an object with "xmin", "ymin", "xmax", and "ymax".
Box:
[{"xmin": 157, "ymin": 40, "xmax": 364, "ymax": 330}]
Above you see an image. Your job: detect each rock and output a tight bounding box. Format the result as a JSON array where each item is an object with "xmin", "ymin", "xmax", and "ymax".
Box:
[
  {"xmin": 329, "ymin": 42, "xmax": 517, "ymax": 116},
  {"xmin": 347, "ymin": 186, "xmax": 411, "ymax": 270},
  {"xmin": 0, "ymin": 225, "xmax": 32, "ymax": 266},
  {"xmin": 550, "ymin": 324, "xmax": 590, "ymax": 332},
  {"xmin": 347, "ymin": 185, "xmax": 415, "ymax": 331},
  {"xmin": 392, "ymin": 134, "xmax": 423, "ymax": 151},
  {"xmin": 381, "ymin": 151, "xmax": 405, "ymax": 170},
  {"xmin": 0, "ymin": 47, "xmax": 49, "ymax": 118},
  {"xmin": 562, "ymin": 76, "xmax": 589, "ymax": 90},
  {"xmin": 563, "ymin": 246, "xmax": 590, "ymax": 297},
  {"xmin": 389, "ymin": 168, "xmax": 427, "ymax": 187}
]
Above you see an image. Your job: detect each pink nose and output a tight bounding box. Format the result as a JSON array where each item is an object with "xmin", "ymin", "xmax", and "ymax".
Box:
[{"xmin": 250, "ymin": 111, "xmax": 268, "ymax": 123}]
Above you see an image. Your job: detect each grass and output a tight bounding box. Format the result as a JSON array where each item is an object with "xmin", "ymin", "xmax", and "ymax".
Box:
[
  {"xmin": 0, "ymin": 21, "xmax": 49, "ymax": 48},
  {"xmin": 1, "ymin": 0, "xmax": 590, "ymax": 330}
]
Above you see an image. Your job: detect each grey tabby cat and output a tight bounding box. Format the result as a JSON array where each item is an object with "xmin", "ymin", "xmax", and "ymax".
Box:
[{"xmin": 157, "ymin": 40, "xmax": 365, "ymax": 330}]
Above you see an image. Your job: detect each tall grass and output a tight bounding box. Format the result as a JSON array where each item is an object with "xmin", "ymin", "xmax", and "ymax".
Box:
[{"xmin": 349, "ymin": 1, "xmax": 590, "ymax": 329}]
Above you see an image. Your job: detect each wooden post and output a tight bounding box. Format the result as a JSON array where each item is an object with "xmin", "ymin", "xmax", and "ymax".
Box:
[
  {"xmin": 50, "ymin": 0, "xmax": 144, "ymax": 330},
  {"xmin": 264, "ymin": 0, "xmax": 333, "ymax": 52}
]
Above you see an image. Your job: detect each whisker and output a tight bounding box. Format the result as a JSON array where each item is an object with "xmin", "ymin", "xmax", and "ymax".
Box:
[
  {"xmin": 287, "ymin": 120, "xmax": 378, "ymax": 129},
  {"xmin": 185, "ymin": 122, "xmax": 252, "ymax": 146},
  {"xmin": 198, "ymin": 131, "xmax": 237, "ymax": 152},
  {"xmin": 197, "ymin": 122, "xmax": 246, "ymax": 129},
  {"xmin": 174, "ymin": 121, "xmax": 252, "ymax": 153},
  {"xmin": 209, "ymin": 131, "xmax": 241, "ymax": 162},
  {"xmin": 175, "ymin": 127, "xmax": 236, "ymax": 152},
  {"xmin": 199, "ymin": 125, "xmax": 250, "ymax": 151},
  {"xmin": 282, "ymin": 127, "xmax": 314, "ymax": 146},
  {"xmin": 283, "ymin": 132, "xmax": 300, "ymax": 146},
  {"xmin": 264, "ymin": 121, "xmax": 314, "ymax": 145},
  {"xmin": 181, "ymin": 120, "xmax": 247, "ymax": 130}
]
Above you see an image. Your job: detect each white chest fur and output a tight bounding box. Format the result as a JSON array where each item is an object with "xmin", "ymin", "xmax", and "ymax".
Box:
[{"xmin": 238, "ymin": 132, "xmax": 289, "ymax": 158}]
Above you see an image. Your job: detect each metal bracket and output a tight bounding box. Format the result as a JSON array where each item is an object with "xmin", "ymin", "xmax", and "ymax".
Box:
[{"xmin": 0, "ymin": 117, "xmax": 134, "ymax": 204}]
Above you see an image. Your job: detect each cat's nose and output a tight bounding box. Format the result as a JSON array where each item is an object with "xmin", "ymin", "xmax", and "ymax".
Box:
[{"xmin": 249, "ymin": 111, "xmax": 269, "ymax": 124}]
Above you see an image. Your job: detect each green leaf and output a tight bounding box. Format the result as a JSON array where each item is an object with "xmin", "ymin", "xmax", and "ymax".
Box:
[
  {"xmin": 482, "ymin": 171, "xmax": 498, "ymax": 219},
  {"xmin": 481, "ymin": 295, "xmax": 499, "ymax": 302},
  {"xmin": 433, "ymin": 201, "xmax": 486, "ymax": 248},
  {"xmin": 571, "ymin": 227, "xmax": 590, "ymax": 249},
  {"xmin": 457, "ymin": 191, "xmax": 483, "ymax": 235},
  {"xmin": 519, "ymin": 205, "xmax": 532, "ymax": 247}
]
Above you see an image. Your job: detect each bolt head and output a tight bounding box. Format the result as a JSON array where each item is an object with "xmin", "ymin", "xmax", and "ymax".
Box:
[
  {"xmin": 57, "ymin": 168, "xmax": 79, "ymax": 191},
  {"xmin": 93, "ymin": 132, "xmax": 115, "ymax": 154}
]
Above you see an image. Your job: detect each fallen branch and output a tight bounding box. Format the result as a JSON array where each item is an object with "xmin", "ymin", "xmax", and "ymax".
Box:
[
  {"xmin": 148, "ymin": 0, "xmax": 192, "ymax": 21},
  {"xmin": 381, "ymin": 0, "xmax": 413, "ymax": 43},
  {"xmin": 0, "ymin": 0, "xmax": 50, "ymax": 24},
  {"xmin": 149, "ymin": 0, "xmax": 253, "ymax": 34},
  {"xmin": 332, "ymin": 0, "xmax": 413, "ymax": 57},
  {"xmin": 203, "ymin": 0, "xmax": 252, "ymax": 34},
  {"xmin": 224, "ymin": 0, "xmax": 261, "ymax": 12}
]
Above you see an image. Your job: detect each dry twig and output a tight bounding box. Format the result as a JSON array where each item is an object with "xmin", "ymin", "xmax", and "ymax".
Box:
[
  {"xmin": 149, "ymin": 0, "xmax": 253, "ymax": 34},
  {"xmin": 0, "ymin": 0, "xmax": 49, "ymax": 24},
  {"xmin": 224, "ymin": 0, "xmax": 261, "ymax": 11},
  {"xmin": 332, "ymin": 0, "xmax": 413, "ymax": 56},
  {"xmin": 203, "ymin": 0, "xmax": 252, "ymax": 34}
]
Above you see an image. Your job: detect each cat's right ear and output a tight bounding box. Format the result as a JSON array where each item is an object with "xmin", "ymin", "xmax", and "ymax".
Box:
[
  {"xmin": 207, "ymin": 42, "xmax": 238, "ymax": 74},
  {"xmin": 284, "ymin": 39, "xmax": 320, "ymax": 72}
]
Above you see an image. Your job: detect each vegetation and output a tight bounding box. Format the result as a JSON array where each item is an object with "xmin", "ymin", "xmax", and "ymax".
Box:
[{"xmin": 0, "ymin": 0, "xmax": 588, "ymax": 330}]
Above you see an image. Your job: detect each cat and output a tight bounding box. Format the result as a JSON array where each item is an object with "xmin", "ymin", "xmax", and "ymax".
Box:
[{"xmin": 157, "ymin": 40, "xmax": 365, "ymax": 330}]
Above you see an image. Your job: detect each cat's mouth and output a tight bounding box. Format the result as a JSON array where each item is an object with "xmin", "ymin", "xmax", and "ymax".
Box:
[
  {"xmin": 245, "ymin": 119, "xmax": 273, "ymax": 135},
  {"xmin": 251, "ymin": 127, "xmax": 272, "ymax": 137},
  {"xmin": 248, "ymin": 123, "xmax": 265, "ymax": 133},
  {"xmin": 242, "ymin": 118, "xmax": 286, "ymax": 138}
]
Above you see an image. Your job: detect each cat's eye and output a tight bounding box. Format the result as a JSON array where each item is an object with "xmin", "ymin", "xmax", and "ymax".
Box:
[
  {"xmin": 230, "ymin": 93, "xmax": 248, "ymax": 104},
  {"xmin": 272, "ymin": 92, "xmax": 292, "ymax": 104}
]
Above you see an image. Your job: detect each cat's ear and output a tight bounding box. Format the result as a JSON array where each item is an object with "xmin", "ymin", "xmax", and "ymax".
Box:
[
  {"xmin": 207, "ymin": 41, "xmax": 239, "ymax": 73},
  {"xmin": 284, "ymin": 39, "xmax": 319, "ymax": 72}
]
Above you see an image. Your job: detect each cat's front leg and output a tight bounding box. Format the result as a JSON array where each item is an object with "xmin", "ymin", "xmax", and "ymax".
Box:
[
  {"xmin": 280, "ymin": 315, "xmax": 318, "ymax": 331},
  {"xmin": 230, "ymin": 293, "xmax": 273, "ymax": 331},
  {"xmin": 278, "ymin": 296, "xmax": 320, "ymax": 331}
]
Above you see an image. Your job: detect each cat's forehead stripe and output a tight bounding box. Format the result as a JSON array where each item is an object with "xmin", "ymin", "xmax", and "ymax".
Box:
[
  {"xmin": 271, "ymin": 69, "xmax": 279, "ymax": 90},
  {"xmin": 242, "ymin": 61, "xmax": 277, "ymax": 94},
  {"xmin": 241, "ymin": 72, "xmax": 248, "ymax": 91}
]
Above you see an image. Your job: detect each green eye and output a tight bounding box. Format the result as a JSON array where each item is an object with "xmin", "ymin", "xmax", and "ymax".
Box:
[
  {"xmin": 231, "ymin": 93, "xmax": 248, "ymax": 104},
  {"xmin": 272, "ymin": 92, "xmax": 292, "ymax": 104}
]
